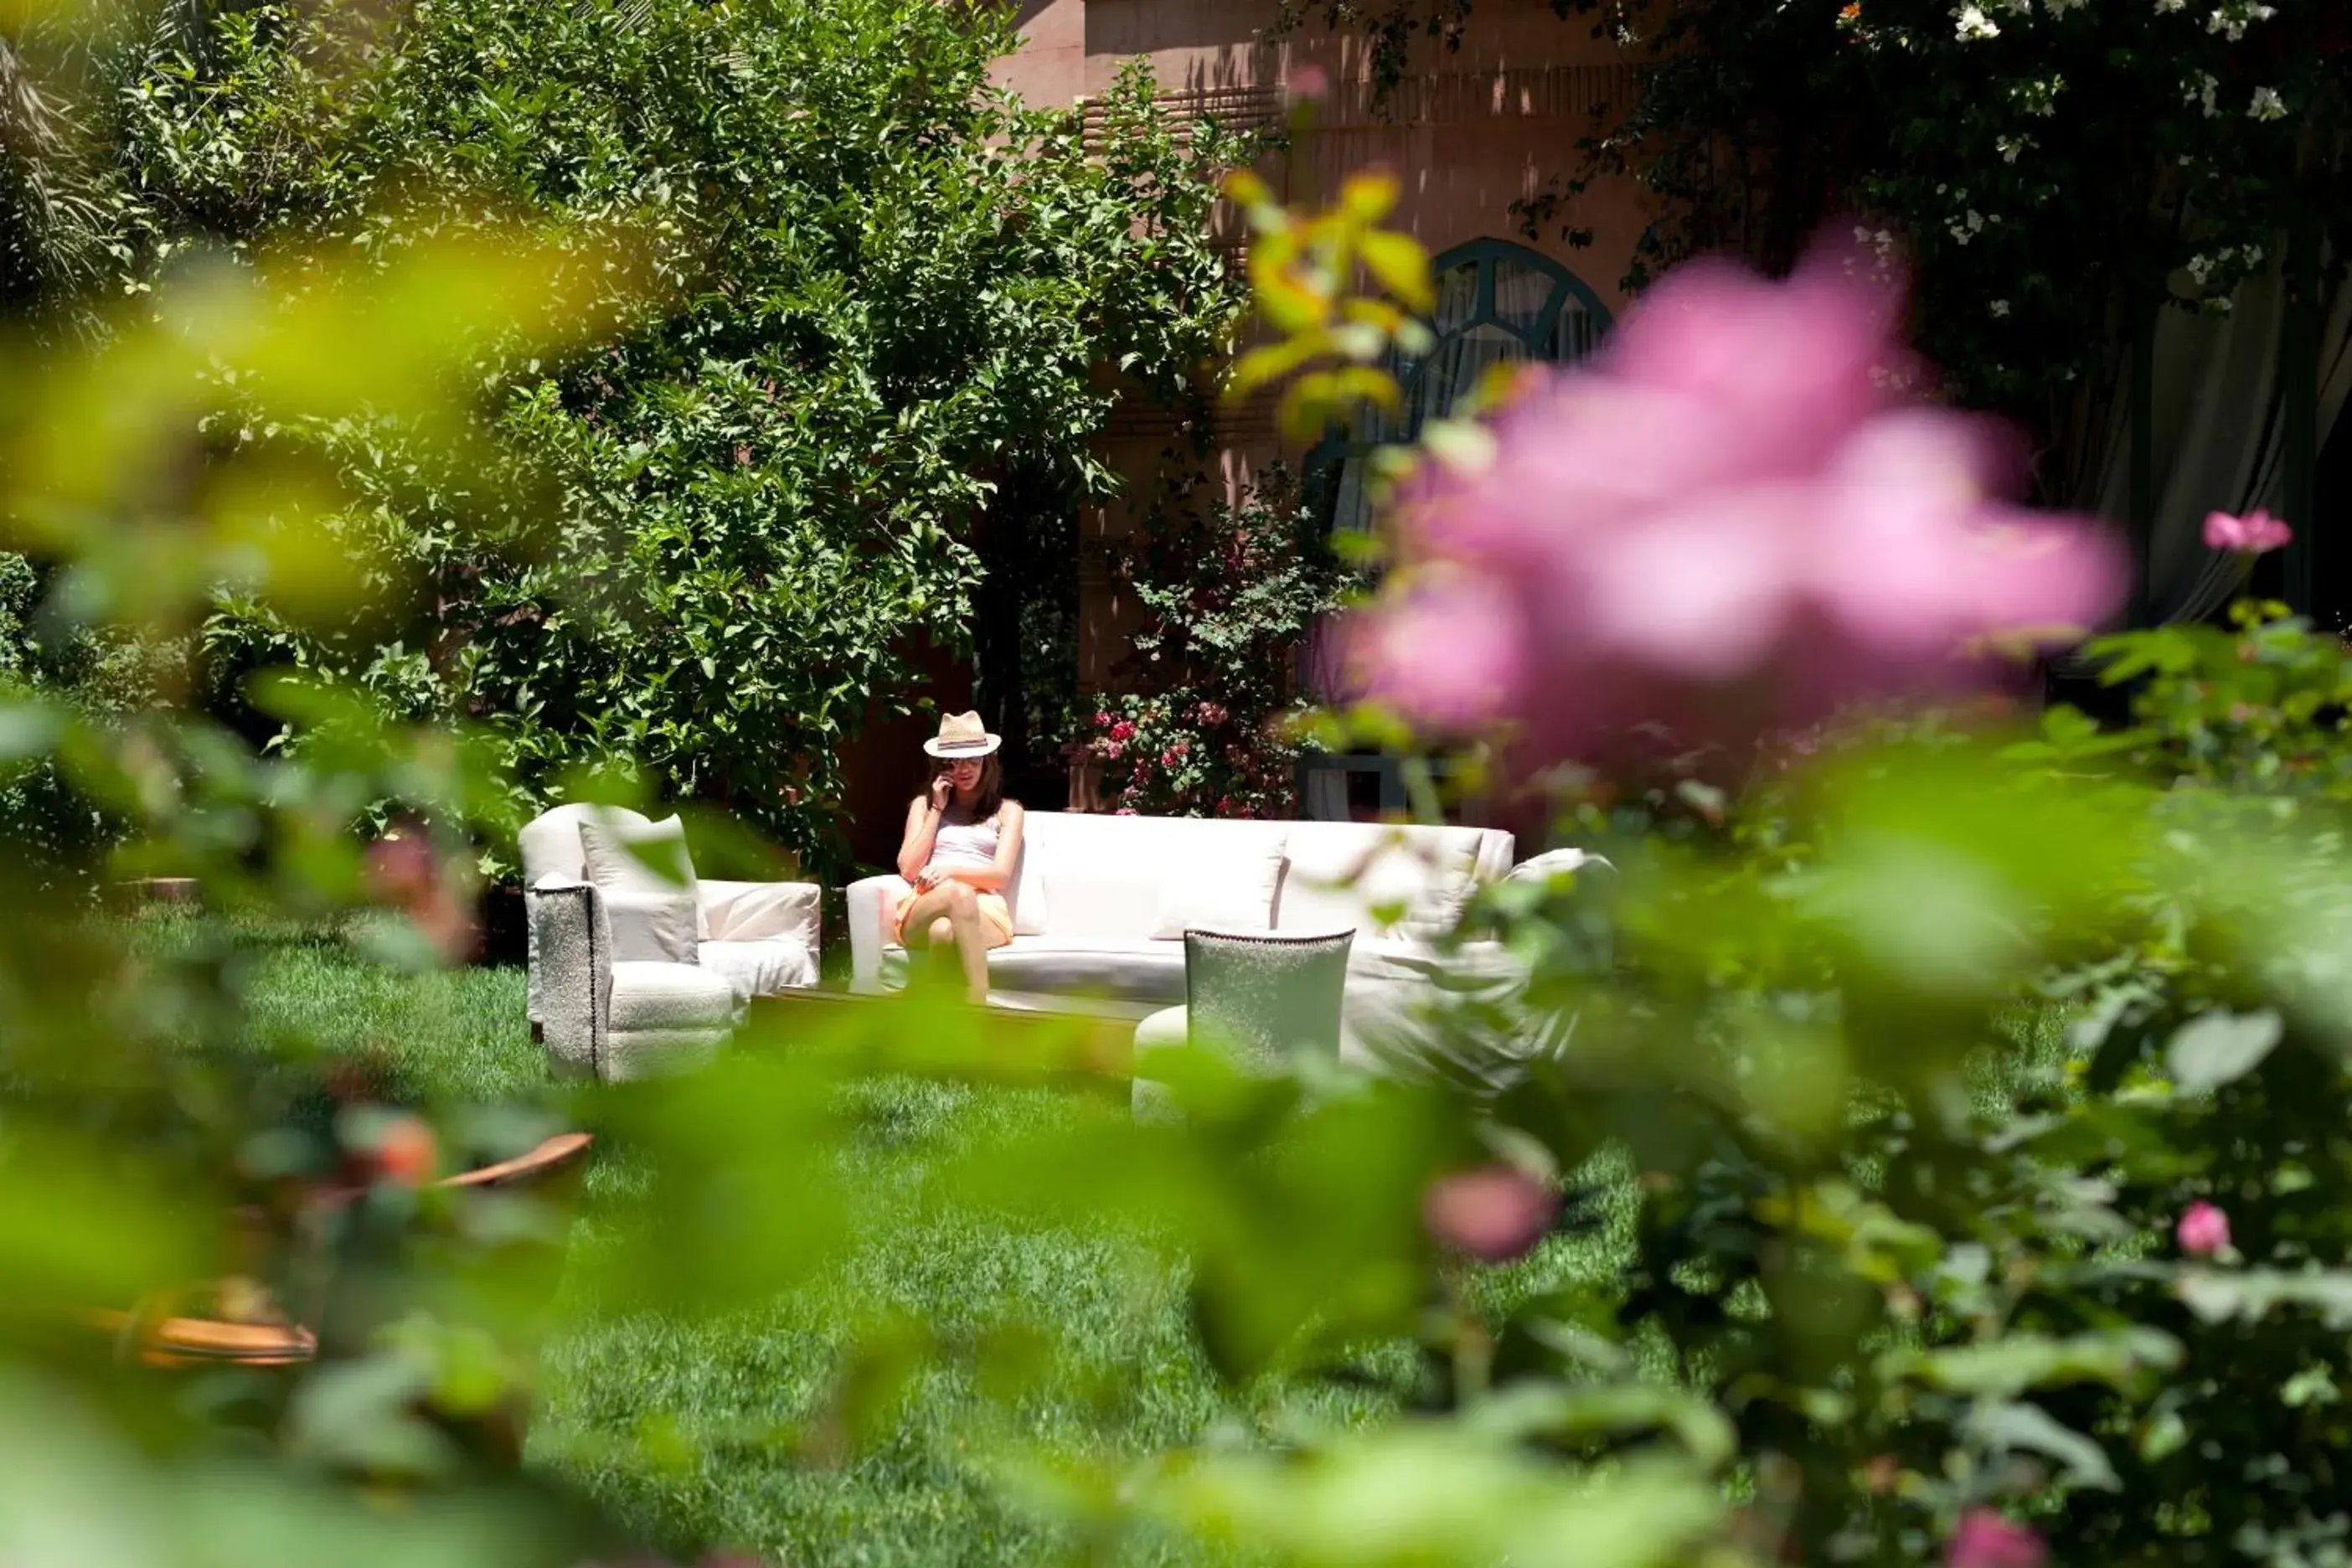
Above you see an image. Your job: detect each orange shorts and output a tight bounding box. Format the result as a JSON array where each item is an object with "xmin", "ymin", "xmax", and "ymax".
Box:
[{"xmin": 892, "ymin": 887, "xmax": 1013, "ymax": 945}]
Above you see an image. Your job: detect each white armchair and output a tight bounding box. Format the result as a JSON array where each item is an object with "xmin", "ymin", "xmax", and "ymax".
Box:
[{"xmin": 519, "ymin": 804, "xmax": 820, "ymax": 1081}]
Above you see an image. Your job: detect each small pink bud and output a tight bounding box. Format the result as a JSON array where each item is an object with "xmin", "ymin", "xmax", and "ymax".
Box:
[
  {"xmin": 2176, "ymin": 1200, "xmax": 2231, "ymax": 1257},
  {"xmin": 1422, "ymin": 1164, "xmax": 1560, "ymax": 1263},
  {"xmin": 1947, "ymin": 1510, "xmax": 2044, "ymax": 1568}
]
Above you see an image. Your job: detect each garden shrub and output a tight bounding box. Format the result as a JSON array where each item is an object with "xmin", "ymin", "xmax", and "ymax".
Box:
[{"xmin": 1082, "ymin": 465, "xmax": 1349, "ymax": 817}]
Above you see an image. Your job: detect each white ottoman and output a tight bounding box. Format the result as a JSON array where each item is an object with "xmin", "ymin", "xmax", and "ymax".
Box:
[
  {"xmin": 1132, "ymin": 1004, "xmax": 1190, "ymax": 1124},
  {"xmin": 605, "ymin": 962, "xmax": 741, "ymax": 1081}
]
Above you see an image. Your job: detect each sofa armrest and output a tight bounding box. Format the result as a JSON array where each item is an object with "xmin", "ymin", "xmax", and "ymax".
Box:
[
  {"xmin": 1504, "ymin": 847, "xmax": 1612, "ymax": 886},
  {"xmin": 527, "ymin": 877, "xmax": 611, "ymax": 1079},
  {"xmin": 846, "ymin": 874, "xmax": 910, "ymax": 993},
  {"xmin": 699, "ymin": 879, "xmax": 822, "ymax": 950}
]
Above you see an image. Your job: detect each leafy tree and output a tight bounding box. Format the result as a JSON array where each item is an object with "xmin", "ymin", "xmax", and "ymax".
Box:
[{"xmin": 9, "ymin": 0, "xmax": 1255, "ymax": 873}]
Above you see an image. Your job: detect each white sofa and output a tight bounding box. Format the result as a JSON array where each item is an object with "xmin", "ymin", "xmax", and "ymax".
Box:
[
  {"xmin": 521, "ymin": 804, "xmax": 821, "ymax": 1081},
  {"xmin": 847, "ymin": 811, "xmax": 1592, "ymax": 1076}
]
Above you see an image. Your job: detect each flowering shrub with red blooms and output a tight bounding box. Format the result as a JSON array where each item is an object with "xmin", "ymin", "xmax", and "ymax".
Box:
[{"xmin": 1085, "ymin": 468, "xmax": 1348, "ymax": 817}]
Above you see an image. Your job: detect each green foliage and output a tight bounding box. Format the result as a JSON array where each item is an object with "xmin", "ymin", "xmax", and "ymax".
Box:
[
  {"xmin": 16, "ymin": 0, "xmax": 1254, "ymax": 874},
  {"xmin": 1082, "ymin": 467, "xmax": 1349, "ymax": 818},
  {"xmin": 19, "ymin": 8, "xmax": 2352, "ymax": 1565},
  {"xmin": 1531, "ymin": 0, "xmax": 2350, "ymax": 480},
  {"xmin": 1281, "ymin": 0, "xmax": 2351, "ymax": 495}
]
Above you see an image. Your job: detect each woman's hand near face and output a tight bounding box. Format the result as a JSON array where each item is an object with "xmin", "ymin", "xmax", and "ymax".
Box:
[{"xmin": 929, "ymin": 775, "xmax": 953, "ymax": 813}]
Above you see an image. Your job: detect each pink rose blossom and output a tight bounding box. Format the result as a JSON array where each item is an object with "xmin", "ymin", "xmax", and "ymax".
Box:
[
  {"xmin": 1947, "ymin": 1510, "xmax": 2045, "ymax": 1568},
  {"xmin": 1110, "ymin": 720, "xmax": 1137, "ymax": 742},
  {"xmin": 1101, "ymin": 740, "xmax": 1124, "ymax": 761},
  {"xmin": 1092, "ymin": 711, "xmax": 1112, "ymax": 729},
  {"xmin": 2203, "ymin": 508, "xmax": 2293, "ymax": 554},
  {"xmin": 2176, "ymin": 1200, "xmax": 2231, "ymax": 1257},
  {"xmin": 1347, "ymin": 231, "xmax": 2126, "ymax": 765},
  {"xmin": 1349, "ymin": 570, "xmax": 1532, "ymax": 732},
  {"xmin": 1422, "ymin": 1164, "xmax": 1560, "ymax": 1263}
]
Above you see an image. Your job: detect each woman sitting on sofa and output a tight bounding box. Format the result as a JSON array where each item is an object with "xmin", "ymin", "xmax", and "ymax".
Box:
[{"xmin": 893, "ymin": 712, "xmax": 1025, "ymax": 1003}]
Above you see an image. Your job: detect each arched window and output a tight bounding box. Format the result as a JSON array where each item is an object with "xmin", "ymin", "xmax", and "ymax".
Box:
[
  {"xmin": 1297, "ymin": 241, "xmax": 1612, "ymax": 824},
  {"xmin": 1318, "ymin": 240, "xmax": 1613, "ymax": 535}
]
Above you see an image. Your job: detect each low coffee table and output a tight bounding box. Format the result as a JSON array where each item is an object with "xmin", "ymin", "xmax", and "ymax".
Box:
[{"xmin": 746, "ymin": 984, "xmax": 1140, "ymax": 1084}]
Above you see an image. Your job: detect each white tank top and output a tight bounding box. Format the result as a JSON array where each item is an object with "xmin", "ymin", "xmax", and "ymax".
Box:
[{"xmin": 926, "ymin": 809, "xmax": 999, "ymax": 877}]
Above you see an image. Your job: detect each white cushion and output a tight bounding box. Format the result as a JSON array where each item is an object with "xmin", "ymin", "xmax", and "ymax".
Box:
[
  {"xmin": 579, "ymin": 812, "xmax": 696, "ymax": 893},
  {"xmin": 1018, "ymin": 812, "xmax": 1290, "ymax": 940},
  {"xmin": 601, "ymin": 888, "xmax": 700, "ymax": 965},
  {"xmin": 1149, "ymin": 847, "xmax": 1287, "ymax": 939},
  {"xmin": 580, "ymin": 813, "xmax": 704, "ymax": 951},
  {"xmin": 699, "ymin": 937, "xmax": 817, "ymax": 1000},
  {"xmin": 1008, "ymin": 837, "xmax": 1048, "ymax": 936},
  {"xmin": 609, "ymin": 962, "xmax": 739, "ymax": 1032},
  {"xmin": 1277, "ymin": 822, "xmax": 1489, "ymax": 940}
]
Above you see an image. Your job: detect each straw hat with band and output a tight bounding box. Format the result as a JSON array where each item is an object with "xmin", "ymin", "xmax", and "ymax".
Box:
[{"xmin": 923, "ymin": 711, "xmax": 1001, "ymax": 759}]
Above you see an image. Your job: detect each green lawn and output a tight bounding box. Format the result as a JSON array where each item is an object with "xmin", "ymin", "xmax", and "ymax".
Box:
[{"xmin": 150, "ymin": 913, "xmax": 1627, "ymax": 1565}]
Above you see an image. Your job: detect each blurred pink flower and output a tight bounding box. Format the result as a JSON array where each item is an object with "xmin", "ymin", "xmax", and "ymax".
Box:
[
  {"xmin": 1350, "ymin": 570, "xmax": 1531, "ymax": 731},
  {"xmin": 1288, "ymin": 62, "xmax": 1331, "ymax": 101},
  {"xmin": 1947, "ymin": 1511, "xmax": 2044, "ymax": 1568},
  {"xmin": 1348, "ymin": 233, "xmax": 2126, "ymax": 763},
  {"xmin": 2176, "ymin": 1200, "xmax": 2231, "ymax": 1256},
  {"xmin": 1110, "ymin": 719, "xmax": 1137, "ymax": 742},
  {"xmin": 1422, "ymin": 1163, "xmax": 1560, "ymax": 1263},
  {"xmin": 2203, "ymin": 508, "xmax": 2292, "ymax": 554}
]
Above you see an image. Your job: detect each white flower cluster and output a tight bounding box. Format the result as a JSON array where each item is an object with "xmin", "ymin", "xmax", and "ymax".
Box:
[
  {"xmin": 2154, "ymin": 0, "xmax": 2185, "ymax": 12},
  {"xmin": 2185, "ymin": 70, "xmax": 2220, "ymax": 117},
  {"xmin": 2206, "ymin": 1, "xmax": 2277, "ymax": 40},
  {"xmin": 2185, "ymin": 242, "xmax": 2265, "ymax": 289},
  {"xmin": 1850, "ymin": 224, "xmax": 1901, "ymax": 265},
  {"xmin": 1948, "ymin": 208, "xmax": 1988, "ymax": 245},
  {"xmin": 2009, "ymin": 75, "xmax": 2066, "ymax": 116},
  {"xmin": 1990, "ymin": 299, "xmax": 2013, "ymax": 318},
  {"xmin": 2250, "ymin": 85, "xmax": 2288, "ymax": 121},
  {"xmin": 1955, "ymin": 3, "xmax": 2000, "ymax": 39},
  {"xmin": 1994, "ymin": 133, "xmax": 2033, "ymax": 163}
]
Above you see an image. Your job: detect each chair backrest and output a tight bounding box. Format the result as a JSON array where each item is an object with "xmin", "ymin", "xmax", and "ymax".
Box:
[
  {"xmin": 1185, "ymin": 927, "xmax": 1355, "ymax": 1070},
  {"xmin": 518, "ymin": 804, "xmax": 652, "ymax": 890}
]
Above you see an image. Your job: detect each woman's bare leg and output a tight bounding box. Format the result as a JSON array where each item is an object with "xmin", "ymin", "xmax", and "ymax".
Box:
[
  {"xmin": 899, "ymin": 884, "xmax": 997, "ymax": 1002},
  {"xmin": 940, "ymin": 884, "xmax": 992, "ymax": 1002}
]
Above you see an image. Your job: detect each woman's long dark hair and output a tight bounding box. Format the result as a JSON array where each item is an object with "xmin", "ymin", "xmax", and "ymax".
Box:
[{"xmin": 931, "ymin": 752, "xmax": 1005, "ymax": 823}]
